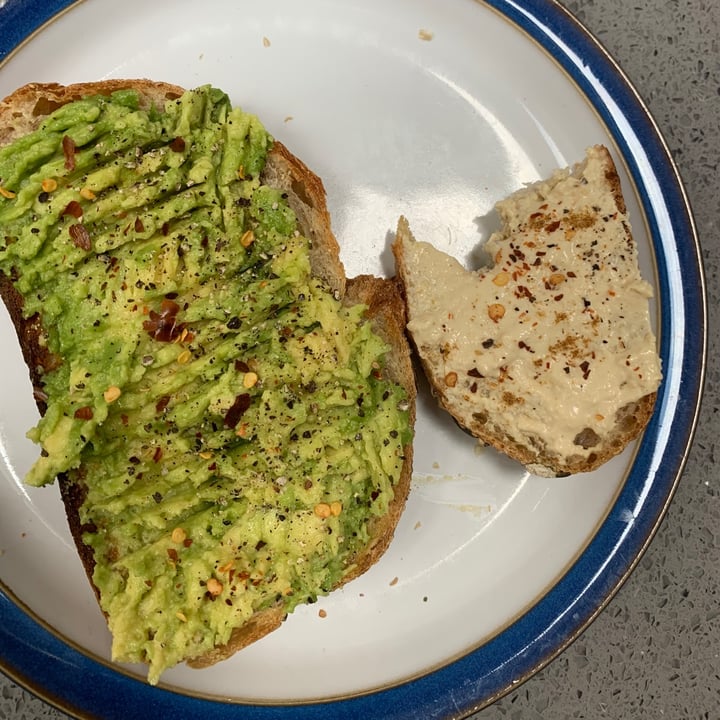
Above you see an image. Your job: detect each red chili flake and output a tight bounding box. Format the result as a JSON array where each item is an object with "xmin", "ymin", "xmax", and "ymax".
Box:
[
  {"xmin": 156, "ymin": 395, "xmax": 171, "ymax": 413},
  {"xmin": 62, "ymin": 200, "xmax": 83, "ymax": 219},
  {"xmin": 554, "ymin": 294, "xmax": 564, "ymax": 301},
  {"xmin": 120, "ymin": 414, "xmax": 129, "ymax": 426},
  {"xmin": 545, "ymin": 221, "xmax": 561, "ymax": 233},
  {"xmin": 235, "ymin": 360, "xmax": 250, "ymax": 373},
  {"xmin": 74, "ymin": 406, "xmax": 93, "ymax": 420},
  {"xmin": 161, "ymin": 222, "xmax": 170, "ymax": 236},
  {"xmin": 224, "ymin": 393, "xmax": 251, "ymax": 428},
  {"xmin": 580, "ymin": 360, "xmax": 591, "ymax": 380},
  {"xmin": 69, "ymin": 223, "xmax": 91, "ymax": 250},
  {"xmin": 153, "ymin": 446, "xmax": 163, "ymax": 463},
  {"xmin": 183, "ymin": 538, "xmax": 193, "ymax": 548},
  {"xmin": 62, "ymin": 135, "xmax": 77, "ymax": 171},
  {"xmin": 470, "ymin": 382, "xmax": 478, "ymax": 394},
  {"xmin": 143, "ymin": 299, "xmax": 187, "ymax": 342},
  {"xmin": 167, "ymin": 548, "xmax": 179, "ymax": 562},
  {"xmin": 134, "ymin": 217, "xmax": 145, "ymax": 233},
  {"xmin": 516, "ymin": 285, "xmax": 536, "ymax": 302},
  {"xmin": 169, "ymin": 136, "xmax": 186, "ymax": 152}
]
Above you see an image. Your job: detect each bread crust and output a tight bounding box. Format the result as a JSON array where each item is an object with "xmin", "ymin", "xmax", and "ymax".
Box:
[{"xmin": 0, "ymin": 81, "xmax": 415, "ymax": 672}]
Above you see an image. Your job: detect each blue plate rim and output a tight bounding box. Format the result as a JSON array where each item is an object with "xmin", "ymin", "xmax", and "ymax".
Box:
[{"xmin": 0, "ymin": 0, "xmax": 706, "ymax": 718}]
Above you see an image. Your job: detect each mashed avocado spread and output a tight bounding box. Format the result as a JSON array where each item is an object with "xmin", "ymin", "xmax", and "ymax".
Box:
[{"xmin": 0, "ymin": 86, "xmax": 411, "ymax": 683}]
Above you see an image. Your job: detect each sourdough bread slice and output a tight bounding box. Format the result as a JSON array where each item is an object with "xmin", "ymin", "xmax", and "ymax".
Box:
[
  {"xmin": 0, "ymin": 81, "xmax": 414, "ymax": 681},
  {"xmin": 393, "ymin": 145, "xmax": 661, "ymax": 477}
]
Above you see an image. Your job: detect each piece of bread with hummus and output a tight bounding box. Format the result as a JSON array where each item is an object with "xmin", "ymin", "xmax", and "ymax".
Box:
[{"xmin": 393, "ymin": 145, "xmax": 661, "ymax": 477}]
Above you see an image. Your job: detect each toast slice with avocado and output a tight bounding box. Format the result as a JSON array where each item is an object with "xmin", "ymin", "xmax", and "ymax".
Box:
[
  {"xmin": 393, "ymin": 146, "xmax": 661, "ymax": 477},
  {"xmin": 0, "ymin": 80, "xmax": 415, "ymax": 683}
]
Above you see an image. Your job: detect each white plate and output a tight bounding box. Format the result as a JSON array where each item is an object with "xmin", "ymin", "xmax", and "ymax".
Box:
[{"xmin": 0, "ymin": 1, "xmax": 705, "ymax": 718}]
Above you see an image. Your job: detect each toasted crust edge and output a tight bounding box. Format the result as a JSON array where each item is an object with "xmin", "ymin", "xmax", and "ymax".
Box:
[{"xmin": 0, "ymin": 81, "xmax": 415, "ymax": 671}]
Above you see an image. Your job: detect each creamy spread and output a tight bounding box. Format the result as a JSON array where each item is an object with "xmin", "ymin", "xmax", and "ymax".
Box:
[{"xmin": 403, "ymin": 146, "xmax": 662, "ymax": 464}]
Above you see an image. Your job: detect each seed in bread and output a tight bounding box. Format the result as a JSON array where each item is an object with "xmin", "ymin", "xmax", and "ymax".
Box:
[{"xmin": 393, "ymin": 145, "xmax": 661, "ymax": 477}]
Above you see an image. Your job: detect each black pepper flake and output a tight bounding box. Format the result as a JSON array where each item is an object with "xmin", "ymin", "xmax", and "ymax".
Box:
[
  {"xmin": 467, "ymin": 367, "xmax": 484, "ymax": 378},
  {"xmin": 224, "ymin": 393, "xmax": 251, "ymax": 428},
  {"xmin": 580, "ymin": 360, "xmax": 591, "ymax": 380},
  {"xmin": 482, "ymin": 338, "xmax": 494, "ymax": 349},
  {"xmin": 152, "ymin": 491, "xmax": 163, "ymax": 503}
]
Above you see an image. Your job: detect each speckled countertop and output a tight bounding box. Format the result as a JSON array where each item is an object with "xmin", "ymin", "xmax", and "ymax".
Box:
[{"xmin": 1, "ymin": 0, "xmax": 718, "ymax": 718}]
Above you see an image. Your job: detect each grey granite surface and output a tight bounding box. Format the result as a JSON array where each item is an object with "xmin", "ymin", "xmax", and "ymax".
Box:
[{"xmin": 1, "ymin": 0, "xmax": 718, "ymax": 718}]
